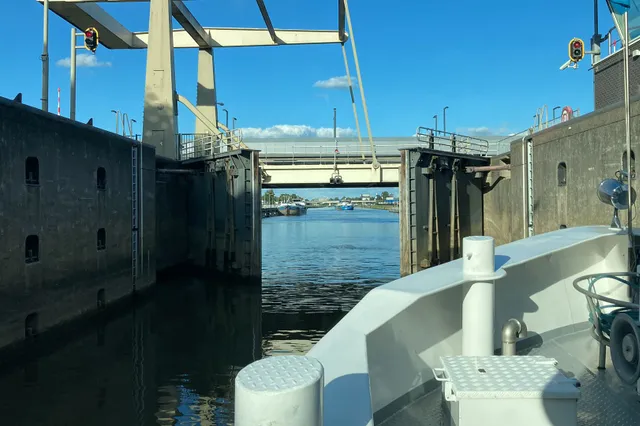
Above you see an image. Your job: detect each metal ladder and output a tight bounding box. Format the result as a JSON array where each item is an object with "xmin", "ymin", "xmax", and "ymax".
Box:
[
  {"xmin": 527, "ymin": 138, "xmax": 534, "ymax": 237},
  {"xmin": 131, "ymin": 144, "xmax": 139, "ymax": 290}
]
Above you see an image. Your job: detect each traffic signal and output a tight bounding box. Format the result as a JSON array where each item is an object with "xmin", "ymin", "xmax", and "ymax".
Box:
[
  {"xmin": 84, "ymin": 27, "xmax": 99, "ymax": 53},
  {"xmin": 569, "ymin": 38, "xmax": 584, "ymax": 62}
]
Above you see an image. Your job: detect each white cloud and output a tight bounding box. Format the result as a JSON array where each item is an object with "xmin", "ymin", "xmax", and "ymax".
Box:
[
  {"xmin": 312, "ymin": 75, "xmax": 355, "ymax": 89},
  {"xmin": 242, "ymin": 124, "xmax": 355, "ymax": 138},
  {"xmin": 56, "ymin": 54, "xmax": 112, "ymax": 68}
]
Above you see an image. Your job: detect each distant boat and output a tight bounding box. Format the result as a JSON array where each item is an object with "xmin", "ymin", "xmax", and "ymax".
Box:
[
  {"xmin": 292, "ymin": 199, "xmax": 308, "ymax": 215},
  {"xmin": 336, "ymin": 200, "xmax": 354, "ymax": 211},
  {"xmin": 277, "ymin": 199, "xmax": 308, "ymax": 216}
]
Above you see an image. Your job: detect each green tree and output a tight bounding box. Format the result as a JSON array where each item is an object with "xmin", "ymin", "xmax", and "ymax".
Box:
[
  {"xmin": 262, "ymin": 189, "xmax": 276, "ymax": 205},
  {"xmin": 381, "ymin": 191, "xmax": 390, "ymax": 199}
]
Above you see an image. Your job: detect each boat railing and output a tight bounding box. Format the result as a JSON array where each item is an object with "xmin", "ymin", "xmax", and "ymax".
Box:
[{"xmin": 572, "ymin": 272, "xmax": 640, "ymax": 369}]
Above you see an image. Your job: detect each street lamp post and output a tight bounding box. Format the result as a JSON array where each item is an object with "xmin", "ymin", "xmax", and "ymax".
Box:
[
  {"xmin": 223, "ymin": 108, "xmax": 229, "ymax": 128},
  {"xmin": 433, "ymin": 115, "xmax": 438, "ymax": 133},
  {"xmin": 443, "ymin": 106, "xmax": 449, "ymax": 134},
  {"xmin": 233, "ymin": 117, "xmax": 237, "ymax": 130},
  {"xmin": 42, "ymin": 0, "xmax": 50, "ymax": 112}
]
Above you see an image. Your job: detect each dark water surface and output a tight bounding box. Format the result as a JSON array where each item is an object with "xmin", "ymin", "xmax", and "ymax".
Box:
[{"xmin": 0, "ymin": 207, "xmax": 399, "ymax": 425}]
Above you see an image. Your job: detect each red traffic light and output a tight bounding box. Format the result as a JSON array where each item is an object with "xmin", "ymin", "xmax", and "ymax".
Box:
[
  {"xmin": 83, "ymin": 27, "xmax": 99, "ymax": 52},
  {"xmin": 568, "ymin": 37, "xmax": 585, "ymax": 62}
]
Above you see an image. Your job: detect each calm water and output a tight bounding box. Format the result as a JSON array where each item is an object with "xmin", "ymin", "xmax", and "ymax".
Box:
[{"xmin": 0, "ymin": 207, "xmax": 399, "ymax": 425}]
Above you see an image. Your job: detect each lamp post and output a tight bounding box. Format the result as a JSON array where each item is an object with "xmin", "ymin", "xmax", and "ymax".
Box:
[
  {"xmin": 233, "ymin": 117, "xmax": 237, "ymax": 130},
  {"xmin": 443, "ymin": 106, "xmax": 449, "ymax": 134},
  {"xmin": 130, "ymin": 119, "xmax": 137, "ymax": 137},
  {"xmin": 433, "ymin": 115, "xmax": 438, "ymax": 133},
  {"xmin": 42, "ymin": 0, "xmax": 50, "ymax": 112},
  {"xmin": 223, "ymin": 108, "xmax": 229, "ymax": 128}
]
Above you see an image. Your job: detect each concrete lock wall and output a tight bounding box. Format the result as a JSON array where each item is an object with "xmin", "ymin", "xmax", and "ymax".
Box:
[
  {"xmin": 200, "ymin": 150, "xmax": 261, "ymax": 282},
  {"xmin": 156, "ymin": 166, "xmax": 189, "ymax": 271},
  {"xmin": 484, "ymin": 97, "xmax": 640, "ymax": 245},
  {"xmin": 0, "ymin": 96, "xmax": 263, "ymax": 352},
  {"xmin": 156, "ymin": 150, "xmax": 262, "ymax": 283},
  {"xmin": 0, "ymin": 97, "xmax": 156, "ymax": 350},
  {"xmin": 399, "ymin": 148, "xmax": 488, "ymax": 276},
  {"xmin": 594, "ymin": 38, "xmax": 640, "ymax": 111}
]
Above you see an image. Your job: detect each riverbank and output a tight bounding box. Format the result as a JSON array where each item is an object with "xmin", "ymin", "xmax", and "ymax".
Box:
[{"xmin": 360, "ymin": 204, "xmax": 399, "ymax": 213}]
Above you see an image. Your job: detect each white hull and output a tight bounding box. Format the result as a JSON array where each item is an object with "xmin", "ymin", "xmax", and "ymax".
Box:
[{"xmin": 235, "ymin": 226, "xmax": 640, "ymax": 425}]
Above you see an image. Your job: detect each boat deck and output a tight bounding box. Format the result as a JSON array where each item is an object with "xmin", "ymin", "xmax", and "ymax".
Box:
[{"xmin": 380, "ymin": 328, "xmax": 640, "ymax": 426}]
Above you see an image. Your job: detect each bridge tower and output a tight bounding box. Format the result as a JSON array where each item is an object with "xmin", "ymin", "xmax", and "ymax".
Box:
[{"xmin": 37, "ymin": 0, "xmax": 349, "ymax": 160}]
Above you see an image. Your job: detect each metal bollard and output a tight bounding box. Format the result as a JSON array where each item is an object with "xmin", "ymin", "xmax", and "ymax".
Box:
[
  {"xmin": 235, "ymin": 355, "xmax": 324, "ymax": 426},
  {"xmin": 461, "ymin": 236, "xmax": 507, "ymax": 356}
]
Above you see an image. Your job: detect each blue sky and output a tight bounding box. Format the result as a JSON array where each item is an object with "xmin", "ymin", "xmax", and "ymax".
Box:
[{"xmin": 0, "ymin": 0, "xmax": 622, "ymax": 141}]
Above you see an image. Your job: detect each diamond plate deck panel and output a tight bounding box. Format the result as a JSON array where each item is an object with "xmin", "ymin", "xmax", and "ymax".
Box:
[{"xmin": 380, "ymin": 328, "xmax": 640, "ymax": 426}]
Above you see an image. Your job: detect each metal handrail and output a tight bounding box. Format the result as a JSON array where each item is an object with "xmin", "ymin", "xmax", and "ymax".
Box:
[
  {"xmin": 485, "ymin": 108, "xmax": 583, "ymax": 157},
  {"xmin": 572, "ymin": 272, "xmax": 639, "ymax": 346},
  {"xmin": 260, "ymin": 143, "xmax": 421, "ymax": 156},
  {"xmin": 177, "ymin": 133, "xmax": 247, "ymax": 160},
  {"xmin": 415, "ymin": 127, "xmax": 490, "ymax": 156},
  {"xmin": 177, "ymin": 133, "xmax": 499, "ymax": 162}
]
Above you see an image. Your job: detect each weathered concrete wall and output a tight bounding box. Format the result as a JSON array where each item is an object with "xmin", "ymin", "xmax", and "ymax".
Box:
[
  {"xmin": 484, "ymin": 98, "xmax": 640, "ymax": 244},
  {"xmin": 594, "ymin": 37, "xmax": 640, "ymax": 110},
  {"xmin": 155, "ymin": 168, "xmax": 189, "ymax": 271},
  {"xmin": 483, "ymin": 152, "xmax": 520, "ymax": 247},
  {"xmin": 0, "ymin": 97, "xmax": 155, "ymax": 349},
  {"xmin": 193, "ymin": 150, "xmax": 262, "ymax": 282},
  {"xmin": 155, "ymin": 149, "xmax": 262, "ymax": 283}
]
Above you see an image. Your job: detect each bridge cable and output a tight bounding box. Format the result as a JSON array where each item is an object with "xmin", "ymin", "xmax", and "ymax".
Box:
[
  {"xmin": 341, "ymin": 43, "xmax": 366, "ymax": 162},
  {"xmin": 343, "ymin": 0, "xmax": 379, "ymax": 168}
]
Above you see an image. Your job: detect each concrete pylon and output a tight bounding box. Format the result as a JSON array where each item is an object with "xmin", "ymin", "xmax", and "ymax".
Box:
[
  {"xmin": 196, "ymin": 48, "xmax": 220, "ymax": 154},
  {"xmin": 142, "ymin": 0, "xmax": 178, "ymax": 160},
  {"xmin": 196, "ymin": 48, "xmax": 219, "ymax": 133}
]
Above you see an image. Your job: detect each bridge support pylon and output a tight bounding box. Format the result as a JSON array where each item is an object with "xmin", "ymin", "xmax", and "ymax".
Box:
[
  {"xmin": 196, "ymin": 48, "xmax": 221, "ymax": 154},
  {"xmin": 142, "ymin": 0, "xmax": 179, "ymax": 160}
]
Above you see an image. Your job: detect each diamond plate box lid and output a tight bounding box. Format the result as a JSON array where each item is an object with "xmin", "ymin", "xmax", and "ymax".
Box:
[{"xmin": 438, "ymin": 356, "xmax": 580, "ymax": 400}]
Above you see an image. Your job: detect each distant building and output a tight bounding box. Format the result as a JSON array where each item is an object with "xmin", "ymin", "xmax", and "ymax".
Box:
[{"xmin": 384, "ymin": 197, "xmax": 398, "ymax": 205}]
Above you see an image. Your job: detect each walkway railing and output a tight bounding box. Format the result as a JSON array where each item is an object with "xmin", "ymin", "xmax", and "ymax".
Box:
[
  {"xmin": 415, "ymin": 127, "xmax": 490, "ymax": 156},
  {"xmin": 177, "ymin": 129, "xmax": 246, "ymax": 160},
  {"xmin": 259, "ymin": 143, "xmax": 410, "ymax": 165},
  {"xmin": 487, "ymin": 108, "xmax": 582, "ymax": 157}
]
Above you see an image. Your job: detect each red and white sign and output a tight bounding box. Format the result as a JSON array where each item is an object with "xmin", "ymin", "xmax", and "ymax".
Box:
[{"xmin": 561, "ymin": 106, "xmax": 573, "ymax": 123}]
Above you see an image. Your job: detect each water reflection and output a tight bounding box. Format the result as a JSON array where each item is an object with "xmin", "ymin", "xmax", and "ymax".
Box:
[{"xmin": 0, "ymin": 208, "xmax": 399, "ymax": 424}]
